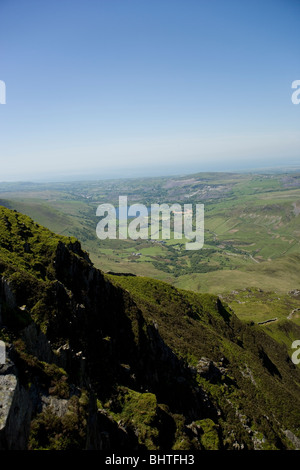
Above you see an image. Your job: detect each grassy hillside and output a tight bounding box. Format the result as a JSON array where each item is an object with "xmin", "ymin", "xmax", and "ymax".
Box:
[
  {"xmin": 106, "ymin": 273, "xmax": 300, "ymax": 449},
  {"xmin": 1, "ymin": 205, "xmax": 300, "ymax": 450},
  {"xmin": 1, "ymin": 172, "xmax": 299, "ymax": 296}
]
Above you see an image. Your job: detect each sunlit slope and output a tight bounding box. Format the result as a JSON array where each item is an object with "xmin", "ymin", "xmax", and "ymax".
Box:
[
  {"xmin": 0, "ymin": 172, "xmax": 299, "ymax": 294},
  {"xmin": 174, "ymin": 253, "xmax": 300, "ymax": 294},
  {"xmin": 2, "ymin": 205, "xmax": 300, "ymax": 449}
]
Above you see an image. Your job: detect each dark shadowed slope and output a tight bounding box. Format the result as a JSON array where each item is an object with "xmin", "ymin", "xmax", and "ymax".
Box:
[{"xmin": 0, "ymin": 205, "xmax": 300, "ymax": 450}]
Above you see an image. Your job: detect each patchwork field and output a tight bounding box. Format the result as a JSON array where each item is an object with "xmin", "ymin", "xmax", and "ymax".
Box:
[{"xmin": 1, "ymin": 171, "xmax": 300, "ymax": 335}]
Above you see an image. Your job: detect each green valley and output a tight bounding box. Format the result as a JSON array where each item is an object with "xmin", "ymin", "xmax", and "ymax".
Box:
[
  {"xmin": 1, "ymin": 171, "xmax": 299, "ymax": 295},
  {"xmin": 1, "ymin": 205, "xmax": 300, "ymax": 450}
]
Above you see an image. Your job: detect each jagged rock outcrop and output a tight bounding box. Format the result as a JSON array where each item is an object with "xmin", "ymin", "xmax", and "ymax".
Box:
[
  {"xmin": 0, "ymin": 205, "xmax": 300, "ymax": 450},
  {"xmin": 0, "ymin": 357, "xmax": 31, "ymax": 450}
]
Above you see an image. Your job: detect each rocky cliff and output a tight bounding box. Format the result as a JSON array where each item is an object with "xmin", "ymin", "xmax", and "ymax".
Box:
[{"xmin": 0, "ymin": 205, "xmax": 300, "ymax": 450}]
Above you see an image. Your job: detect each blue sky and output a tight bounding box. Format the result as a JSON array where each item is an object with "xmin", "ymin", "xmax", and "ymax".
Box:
[{"xmin": 0, "ymin": 0, "xmax": 299, "ymax": 181}]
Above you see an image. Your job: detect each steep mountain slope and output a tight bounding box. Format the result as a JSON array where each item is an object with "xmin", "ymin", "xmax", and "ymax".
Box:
[{"xmin": 0, "ymin": 205, "xmax": 300, "ymax": 450}]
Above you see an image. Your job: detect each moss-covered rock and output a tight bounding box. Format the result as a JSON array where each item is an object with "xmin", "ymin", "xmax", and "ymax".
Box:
[{"xmin": 1, "ymin": 205, "xmax": 300, "ymax": 450}]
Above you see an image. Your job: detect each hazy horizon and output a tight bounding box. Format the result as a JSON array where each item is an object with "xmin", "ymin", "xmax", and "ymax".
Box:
[
  {"xmin": 1, "ymin": 161, "xmax": 300, "ymax": 185},
  {"xmin": 0, "ymin": 0, "xmax": 299, "ymax": 181}
]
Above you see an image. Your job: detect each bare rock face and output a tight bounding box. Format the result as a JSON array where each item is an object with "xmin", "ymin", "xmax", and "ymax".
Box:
[
  {"xmin": 0, "ymin": 277, "xmax": 17, "ymax": 314},
  {"xmin": 196, "ymin": 357, "xmax": 226, "ymax": 383},
  {"xmin": 0, "ymin": 360, "xmax": 32, "ymax": 450},
  {"xmin": 0, "ymin": 371, "xmax": 17, "ymax": 435},
  {"xmin": 21, "ymin": 323, "xmax": 53, "ymax": 364},
  {"xmin": 1, "ymin": 206, "xmax": 300, "ymax": 450}
]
